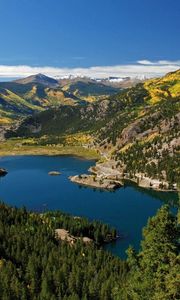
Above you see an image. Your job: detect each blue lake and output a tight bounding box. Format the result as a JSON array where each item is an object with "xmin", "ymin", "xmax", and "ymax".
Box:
[{"xmin": 0, "ymin": 155, "xmax": 178, "ymax": 258}]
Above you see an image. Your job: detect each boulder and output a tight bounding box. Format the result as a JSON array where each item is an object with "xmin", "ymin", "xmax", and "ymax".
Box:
[{"xmin": 0, "ymin": 168, "xmax": 8, "ymax": 176}]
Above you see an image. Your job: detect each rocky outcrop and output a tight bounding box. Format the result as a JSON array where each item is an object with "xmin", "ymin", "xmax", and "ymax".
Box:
[
  {"xmin": 69, "ymin": 158, "xmax": 176, "ymax": 192},
  {"xmin": 69, "ymin": 174, "xmax": 122, "ymax": 190},
  {"xmin": 0, "ymin": 168, "xmax": 8, "ymax": 176},
  {"xmin": 55, "ymin": 228, "xmax": 93, "ymax": 245},
  {"xmin": 48, "ymin": 171, "xmax": 61, "ymax": 176}
]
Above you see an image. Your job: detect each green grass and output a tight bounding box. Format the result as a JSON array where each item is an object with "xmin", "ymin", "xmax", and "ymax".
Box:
[{"xmin": 0, "ymin": 138, "xmax": 100, "ymax": 159}]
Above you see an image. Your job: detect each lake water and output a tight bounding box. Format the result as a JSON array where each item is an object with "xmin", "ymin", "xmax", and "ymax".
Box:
[{"xmin": 0, "ymin": 155, "xmax": 178, "ymax": 258}]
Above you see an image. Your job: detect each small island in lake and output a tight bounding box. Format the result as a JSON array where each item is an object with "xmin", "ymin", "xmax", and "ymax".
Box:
[
  {"xmin": 48, "ymin": 171, "xmax": 61, "ymax": 176},
  {"xmin": 0, "ymin": 168, "xmax": 8, "ymax": 176}
]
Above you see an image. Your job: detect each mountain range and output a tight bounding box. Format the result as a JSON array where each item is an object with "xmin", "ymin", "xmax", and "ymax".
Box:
[
  {"xmin": 0, "ymin": 73, "xmax": 132, "ymax": 125},
  {"xmin": 6, "ymin": 69, "xmax": 180, "ymax": 189}
]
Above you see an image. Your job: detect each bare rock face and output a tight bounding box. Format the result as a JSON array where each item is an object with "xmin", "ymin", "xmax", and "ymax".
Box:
[
  {"xmin": 0, "ymin": 127, "xmax": 6, "ymax": 141},
  {"xmin": 116, "ymin": 112, "xmax": 160, "ymax": 147},
  {"xmin": 120, "ymin": 119, "xmax": 141, "ymax": 143},
  {"xmin": 55, "ymin": 228, "xmax": 93, "ymax": 245},
  {"xmin": 29, "ymin": 124, "xmax": 42, "ymax": 134}
]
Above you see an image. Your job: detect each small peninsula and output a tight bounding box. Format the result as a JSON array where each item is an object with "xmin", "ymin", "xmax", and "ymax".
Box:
[{"xmin": 69, "ymin": 174, "xmax": 122, "ymax": 190}]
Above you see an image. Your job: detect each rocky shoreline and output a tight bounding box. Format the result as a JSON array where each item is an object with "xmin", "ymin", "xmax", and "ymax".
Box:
[
  {"xmin": 69, "ymin": 174, "xmax": 122, "ymax": 190},
  {"xmin": 69, "ymin": 159, "xmax": 178, "ymax": 192},
  {"xmin": 55, "ymin": 228, "xmax": 119, "ymax": 245},
  {"xmin": 48, "ymin": 171, "xmax": 61, "ymax": 176}
]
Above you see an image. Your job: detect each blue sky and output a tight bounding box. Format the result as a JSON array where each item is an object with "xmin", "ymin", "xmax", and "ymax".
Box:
[{"xmin": 0, "ymin": 0, "xmax": 179, "ymax": 78}]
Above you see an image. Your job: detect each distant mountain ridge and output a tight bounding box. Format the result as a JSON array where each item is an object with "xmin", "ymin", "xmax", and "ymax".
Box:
[
  {"xmin": 0, "ymin": 73, "xmax": 125, "ymax": 125},
  {"xmin": 14, "ymin": 73, "xmax": 59, "ymax": 87},
  {"xmin": 0, "ymin": 80, "xmax": 80, "ymax": 125},
  {"xmin": 58, "ymin": 75, "xmax": 141, "ymax": 89}
]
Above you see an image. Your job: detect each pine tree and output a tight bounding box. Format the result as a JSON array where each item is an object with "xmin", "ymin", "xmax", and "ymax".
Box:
[{"xmin": 126, "ymin": 205, "xmax": 180, "ymax": 299}]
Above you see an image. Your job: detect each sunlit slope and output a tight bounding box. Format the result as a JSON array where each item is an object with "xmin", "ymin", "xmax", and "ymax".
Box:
[
  {"xmin": 0, "ymin": 82, "xmax": 80, "ymax": 124},
  {"xmin": 61, "ymin": 79, "xmax": 120, "ymax": 101},
  {"xmin": 144, "ymin": 69, "xmax": 180, "ymax": 104}
]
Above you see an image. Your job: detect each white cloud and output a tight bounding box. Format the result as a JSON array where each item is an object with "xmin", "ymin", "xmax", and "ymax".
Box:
[
  {"xmin": 0, "ymin": 60, "xmax": 179, "ymax": 79},
  {"xmin": 137, "ymin": 60, "xmax": 155, "ymax": 65},
  {"xmin": 137, "ymin": 59, "xmax": 180, "ymax": 66}
]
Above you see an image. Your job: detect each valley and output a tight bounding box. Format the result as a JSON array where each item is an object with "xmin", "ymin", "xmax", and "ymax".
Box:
[
  {"xmin": 1, "ymin": 69, "xmax": 179, "ymax": 192},
  {"xmin": 1, "ymin": 1, "xmax": 179, "ymax": 299}
]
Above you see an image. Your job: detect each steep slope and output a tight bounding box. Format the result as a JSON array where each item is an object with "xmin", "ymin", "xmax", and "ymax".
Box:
[
  {"xmin": 59, "ymin": 77, "xmax": 120, "ymax": 101},
  {"xmin": 5, "ymin": 70, "xmax": 180, "ymax": 189},
  {"xmin": 0, "ymin": 81, "xmax": 81, "ymax": 125},
  {"xmin": 96, "ymin": 70, "xmax": 180, "ymax": 188}
]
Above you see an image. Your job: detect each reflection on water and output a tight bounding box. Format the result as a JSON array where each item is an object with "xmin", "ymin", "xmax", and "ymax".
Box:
[{"xmin": 124, "ymin": 180, "xmax": 179, "ymax": 207}]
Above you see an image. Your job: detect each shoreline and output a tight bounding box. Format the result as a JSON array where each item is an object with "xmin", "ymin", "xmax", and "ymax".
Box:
[
  {"xmin": 69, "ymin": 173, "xmax": 178, "ymax": 193},
  {"xmin": 0, "ymin": 140, "xmax": 178, "ymax": 193},
  {"xmin": 0, "ymin": 150, "xmax": 178, "ymax": 193},
  {"xmin": 123, "ymin": 178, "xmax": 179, "ymax": 193},
  {"xmin": 69, "ymin": 174, "xmax": 123, "ymax": 191},
  {"xmin": 88, "ymin": 162, "xmax": 179, "ymax": 193},
  {"xmin": 71, "ymin": 162, "xmax": 179, "ymax": 193},
  {"xmin": 0, "ymin": 152, "xmax": 97, "ymax": 161},
  {"xmin": 0, "ymin": 145, "xmax": 100, "ymax": 161}
]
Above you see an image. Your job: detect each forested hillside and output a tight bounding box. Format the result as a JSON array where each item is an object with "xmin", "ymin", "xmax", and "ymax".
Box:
[
  {"xmin": 0, "ymin": 203, "xmax": 179, "ymax": 299},
  {"xmin": 0, "ymin": 203, "xmax": 127, "ymax": 300}
]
